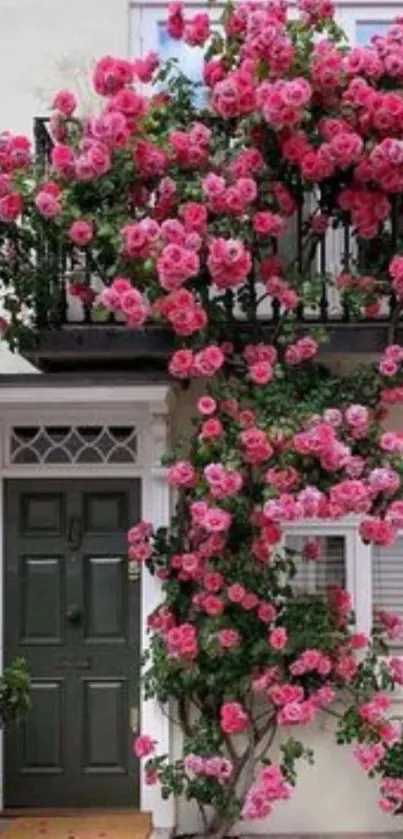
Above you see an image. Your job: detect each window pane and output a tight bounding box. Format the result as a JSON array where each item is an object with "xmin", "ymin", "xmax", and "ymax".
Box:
[
  {"xmin": 356, "ymin": 21, "xmax": 391, "ymax": 45},
  {"xmin": 285, "ymin": 535, "xmax": 345, "ymax": 595},
  {"xmin": 158, "ymin": 23, "xmax": 206, "ymax": 85},
  {"xmin": 156, "ymin": 22, "xmax": 222, "ymax": 107}
]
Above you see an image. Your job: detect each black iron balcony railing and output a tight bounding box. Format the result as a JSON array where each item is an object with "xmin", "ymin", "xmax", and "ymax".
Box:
[{"xmin": 24, "ymin": 118, "xmax": 403, "ymax": 365}]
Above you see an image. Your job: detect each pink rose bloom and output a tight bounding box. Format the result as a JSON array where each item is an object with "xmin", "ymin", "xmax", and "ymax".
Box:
[
  {"xmin": 378, "ymin": 720, "xmax": 401, "ymax": 746},
  {"xmin": 35, "ymin": 190, "xmax": 62, "ymax": 219},
  {"xmin": 128, "ymin": 521, "xmax": 152, "ymax": 543},
  {"xmin": 168, "ymin": 349, "xmax": 194, "ymax": 379},
  {"xmin": 345, "ymin": 404, "xmax": 369, "ymax": 427},
  {"xmin": 258, "ymin": 602, "xmax": 277, "ymax": 623},
  {"xmin": 359, "ymin": 693, "xmax": 390, "ymax": 725},
  {"xmin": 253, "ymin": 211, "xmax": 285, "ymax": 237},
  {"xmin": 227, "ymin": 584, "xmax": 246, "ymax": 603},
  {"xmin": 184, "ymin": 12, "xmax": 210, "ymax": 46},
  {"xmin": 312, "ymin": 686, "xmax": 335, "ymax": 707},
  {"xmin": 269, "ymin": 627, "xmax": 288, "ymax": 650},
  {"xmin": 389, "ymin": 657, "xmax": 403, "ymax": 684},
  {"xmin": 353, "ymin": 743, "xmax": 385, "ymax": 773},
  {"xmin": 197, "ymin": 395, "xmax": 217, "ymax": 415},
  {"xmin": 204, "ymin": 571, "xmax": 224, "ymax": 592},
  {"xmin": 303, "ymin": 538, "xmax": 321, "ymax": 561},
  {"xmin": 199, "ymin": 418, "xmax": 223, "ymax": 440},
  {"xmin": 359, "ymin": 517, "xmax": 397, "ymax": 547},
  {"xmin": 182, "ymin": 201, "xmax": 208, "ymax": 234},
  {"xmin": 380, "ymin": 358, "xmax": 399, "ymax": 377},
  {"xmin": 133, "ymin": 734, "xmax": 156, "ymax": 758},
  {"xmin": 249, "ymin": 361, "xmax": 273, "ymax": 385},
  {"xmin": 242, "ymin": 592, "xmax": 259, "ymax": 610},
  {"xmin": 203, "ymin": 507, "xmax": 231, "ymax": 533},
  {"xmin": 203, "ymin": 595, "xmax": 224, "ymax": 616},
  {"xmin": 167, "ymin": 460, "xmax": 197, "ymax": 488},
  {"xmin": 0, "ymin": 174, "xmax": 12, "ymax": 196},
  {"xmin": 120, "ymin": 289, "xmax": 149, "ymax": 326},
  {"xmin": 69, "ymin": 219, "xmax": 94, "ymax": 246},
  {"xmin": 220, "ymin": 701, "xmax": 248, "ymax": 734},
  {"xmin": 269, "ymin": 684, "xmax": 304, "ymax": 706},
  {"xmin": 277, "ymin": 701, "xmax": 304, "ymax": 725},
  {"xmin": 167, "ymin": 2, "xmax": 185, "ymax": 39},
  {"xmin": 217, "ymin": 629, "xmax": 240, "ymax": 649},
  {"xmin": 207, "ymin": 237, "xmax": 252, "ymax": 289},
  {"xmin": 132, "ymin": 51, "xmax": 159, "ymax": 83},
  {"xmin": 52, "ymin": 89, "xmax": 77, "ymax": 116},
  {"xmin": 377, "ymin": 608, "xmax": 403, "ymax": 640},
  {"xmin": 379, "ymin": 798, "xmax": 394, "ymax": 813},
  {"xmin": 128, "ymin": 543, "xmax": 152, "ymax": 562},
  {"xmin": 0, "ymin": 192, "xmax": 23, "ymax": 222},
  {"xmin": 193, "ymin": 345, "xmax": 225, "ymax": 377},
  {"xmin": 185, "ymin": 754, "xmax": 205, "ymax": 775},
  {"xmin": 93, "ymin": 56, "xmax": 133, "ymax": 96},
  {"xmin": 349, "ymin": 632, "xmax": 368, "ymax": 650}
]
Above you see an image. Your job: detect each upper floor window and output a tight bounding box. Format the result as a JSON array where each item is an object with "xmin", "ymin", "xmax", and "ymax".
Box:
[
  {"xmin": 130, "ymin": 4, "xmax": 222, "ymax": 105},
  {"xmin": 157, "ymin": 23, "xmax": 206, "ymax": 86},
  {"xmin": 336, "ymin": 5, "xmax": 399, "ymax": 45},
  {"xmin": 356, "ymin": 20, "xmax": 393, "ymax": 45}
]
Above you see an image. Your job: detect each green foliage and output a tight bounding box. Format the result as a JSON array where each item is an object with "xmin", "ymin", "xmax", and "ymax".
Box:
[{"xmin": 0, "ymin": 658, "xmax": 31, "ymax": 727}]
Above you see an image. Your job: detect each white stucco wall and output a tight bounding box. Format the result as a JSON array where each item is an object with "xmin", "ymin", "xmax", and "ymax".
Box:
[
  {"xmin": 0, "ymin": 0, "xmax": 129, "ymax": 138},
  {"xmin": 177, "ymin": 721, "xmax": 401, "ymax": 834}
]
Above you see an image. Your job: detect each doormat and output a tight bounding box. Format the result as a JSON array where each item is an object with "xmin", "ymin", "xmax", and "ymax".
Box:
[{"xmin": 0, "ymin": 813, "xmax": 151, "ymax": 839}]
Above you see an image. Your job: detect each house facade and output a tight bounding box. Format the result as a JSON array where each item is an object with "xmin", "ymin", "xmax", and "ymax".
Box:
[{"xmin": 1, "ymin": 0, "xmax": 403, "ymax": 834}]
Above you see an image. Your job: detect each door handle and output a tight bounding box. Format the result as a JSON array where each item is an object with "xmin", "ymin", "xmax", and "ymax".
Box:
[
  {"xmin": 67, "ymin": 516, "xmax": 83, "ymax": 551},
  {"xmin": 65, "ymin": 604, "xmax": 82, "ymax": 624}
]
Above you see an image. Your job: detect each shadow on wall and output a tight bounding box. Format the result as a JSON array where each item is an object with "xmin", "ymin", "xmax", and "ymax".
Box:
[{"xmin": 176, "ymin": 715, "xmax": 401, "ymax": 833}]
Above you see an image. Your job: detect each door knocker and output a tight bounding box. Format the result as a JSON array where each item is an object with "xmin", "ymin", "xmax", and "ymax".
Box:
[{"xmin": 67, "ymin": 516, "xmax": 83, "ymax": 553}]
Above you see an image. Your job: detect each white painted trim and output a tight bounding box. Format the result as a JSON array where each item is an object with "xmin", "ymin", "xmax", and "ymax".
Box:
[
  {"xmin": 0, "ymin": 475, "xmax": 4, "ymax": 813},
  {"xmin": 0, "ymin": 384, "xmax": 173, "ymax": 412},
  {"xmin": 139, "ymin": 412, "xmax": 176, "ymax": 829},
  {"xmin": 351, "ymin": 532, "xmax": 373, "ymax": 637},
  {"xmin": 0, "ymin": 384, "xmax": 175, "ymax": 828}
]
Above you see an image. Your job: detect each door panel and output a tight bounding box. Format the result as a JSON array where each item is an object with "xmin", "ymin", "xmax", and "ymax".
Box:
[
  {"xmin": 5, "ymin": 478, "xmax": 140, "ymax": 808},
  {"xmin": 20, "ymin": 555, "xmax": 65, "ymax": 644},
  {"xmin": 22, "ymin": 680, "xmax": 65, "ymax": 773}
]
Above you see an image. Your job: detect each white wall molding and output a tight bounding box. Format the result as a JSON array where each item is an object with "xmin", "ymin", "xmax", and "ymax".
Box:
[
  {"xmin": 0, "ymin": 383, "xmax": 173, "ymax": 411},
  {"xmin": 140, "ymin": 399, "xmax": 176, "ymax": 829}
]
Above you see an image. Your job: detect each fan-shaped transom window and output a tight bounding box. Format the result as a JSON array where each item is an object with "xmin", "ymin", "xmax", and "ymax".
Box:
[{"xmin": 10, "ymin": 425, "xmax": 137, "ymax": 465}]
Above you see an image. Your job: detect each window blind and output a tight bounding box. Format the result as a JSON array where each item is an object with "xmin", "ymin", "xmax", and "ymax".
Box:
[
  {"xmin": 373, "ymin": 538, "xmax": 403, "ymax": 654},
  {"xmin": 285, "ymin": 535, "xmax": 346, "ymax": 595}
]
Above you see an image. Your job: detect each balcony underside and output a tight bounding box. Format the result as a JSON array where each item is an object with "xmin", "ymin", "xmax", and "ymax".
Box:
[{"xmin": 24, "ymin": 321, "xmax": 402, "ymax": 372}]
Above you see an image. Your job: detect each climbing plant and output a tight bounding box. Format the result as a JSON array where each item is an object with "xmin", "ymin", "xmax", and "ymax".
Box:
[{"xmin": 3, "ymin": 0, "xmax": 403, "ymax": 831}]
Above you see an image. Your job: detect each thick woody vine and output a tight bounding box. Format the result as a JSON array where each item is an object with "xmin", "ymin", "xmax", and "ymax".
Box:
[{"xmin": 3, "ymin": 0, "xmax": 403, "ymax": 832}]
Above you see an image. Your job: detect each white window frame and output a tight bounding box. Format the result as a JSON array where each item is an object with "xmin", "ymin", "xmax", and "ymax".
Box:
[
  {"xmin": 130, "ymin": 2, "xmax": 225, "ymax": 60},
  {"xmin": 337, "ymin": 3, "xmax": 401, "ymax": 44},
  {"xmin": 283, "ymin": 517, "xmax": 372, "ymax": 636},
  {"xmin": 130, "ymin": 1, "xmax": 402, "ymax": 58},
  {"xmin": 283, "ymin": 518, "xmax": 403, "ymax": 708}
]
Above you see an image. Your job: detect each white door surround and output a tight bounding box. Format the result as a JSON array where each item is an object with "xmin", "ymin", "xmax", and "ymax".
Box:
[{"xmin": 0, "ymin": 381, "xmax": 175, "ymax": 830}]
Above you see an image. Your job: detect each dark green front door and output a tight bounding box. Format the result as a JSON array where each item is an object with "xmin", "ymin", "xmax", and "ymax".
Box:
[{"xmin": 5, "ymin": 479, "xmax": 140, "ymax": 808}]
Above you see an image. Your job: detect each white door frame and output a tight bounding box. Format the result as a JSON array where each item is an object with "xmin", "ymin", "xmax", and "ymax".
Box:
[{"xmin": 0, "ymin": 382, "xmax": 176, "ymax": 831}]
